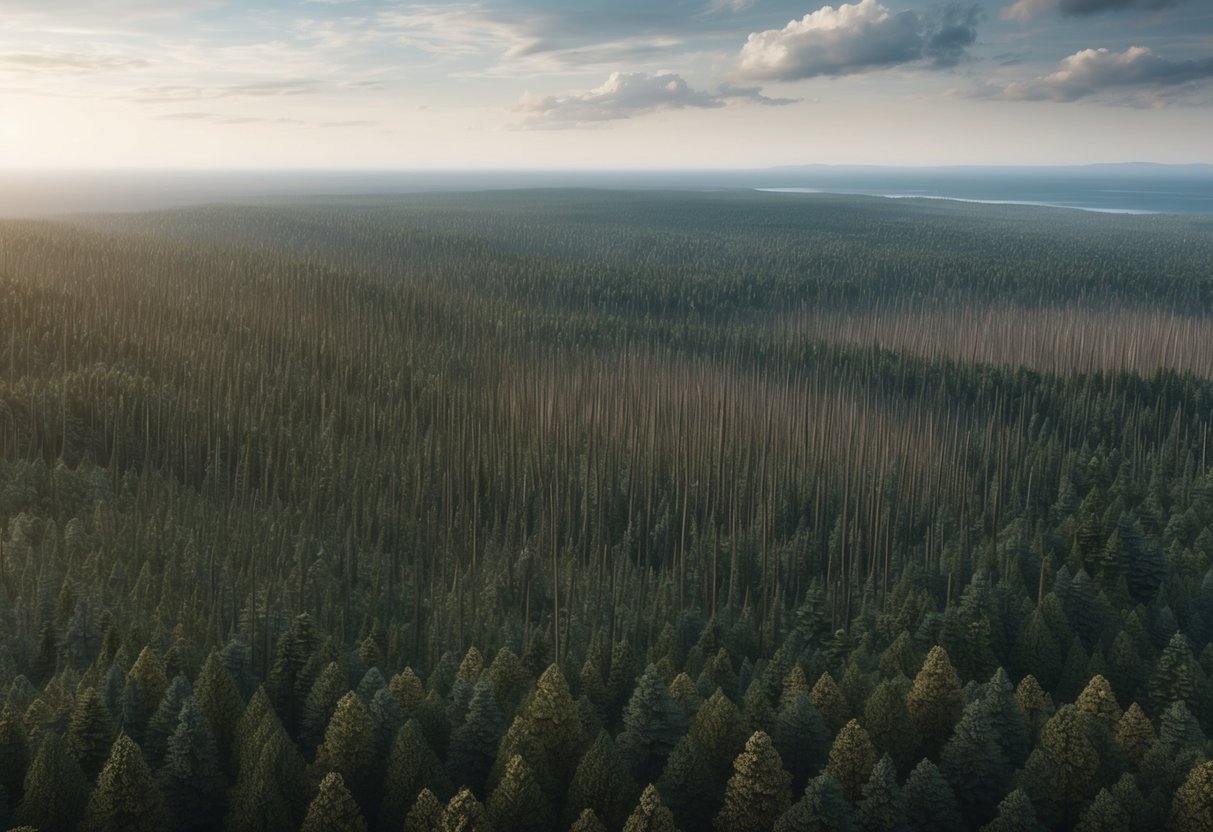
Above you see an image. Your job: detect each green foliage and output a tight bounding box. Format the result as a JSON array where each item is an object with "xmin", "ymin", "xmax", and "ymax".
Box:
[
  {"xmin": 159, "ymin": 698, "xmax": 227, "ymax": 832},
  {"xmin": 901, "ymin": 759, "xmax": 962, "ymax": 832},
  {"xmin": 567, "ymin": 730, "xmax": 639, "ymax": 831},
  {"xmin": 715, "ymin": 731, "xmax": 792, "ymax": 832},
  {"xmin": 302, "ymin": 772, "xmax": 367, "ymax": 832},
  {"xmin": 66, "ymin": 686, "xmax": 116, "ymax": 780},
  {"xmin": 80, "ymin": 734, "xmax": 169, "ymax": 832},
  {"xmin": 623, "ymin": 784, "xmax": 679, "ymax": 832},
  {"xmin": 486, "ymin": 754, "xmax": 554, "ymax": 832},
  {"xmin": 828, "ymin": 720, "xmax": 878, "ymax": 804},
  {"xmin": 12, "ymin": 733, "xmax": 90, "ymax": 832},
  {"xmin": 617, "ymin": 664, "xmax": 688, "ymax": 786},
  {"xmin": 774, "ymin": 772, "xmax": 854, "ymax": 832}
]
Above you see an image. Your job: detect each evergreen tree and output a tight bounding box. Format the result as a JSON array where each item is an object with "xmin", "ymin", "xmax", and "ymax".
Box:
[
  {"xmin": 80, "ymin": 734, "xmax": 169, "ymax": 832},
  {"xmin": 1149, "ymin": 633, "xmax": 1199, "ymax": 715},
  {"xmin": 66, "ymin": 686, "xmax": 116, "ymax": 780},
  {"xmin": 1170, "ymin": 760, "xmax": 1213, "ymax": 832},
  {"xmin": 688, "ymin": 688, "xmax": 750, "ymax": 786},
  {"xmin": 442, "ymin": 786, "xmax": 492, "ymax": 832},
  {"xmin": 127, "ymin": 647, "xmax": 170, "ymax": 729},
  {"xmin": 159, "ymin": 698, "xmax": 226, "ymax": 832},
  {"xmin": 774, "ymin": 772, "xmax": 854, "ymax": 832},
  {"xmin": 569, "ymin": 808, "xmax": 609, "ymax": 832},
  {"xmin": 854, "ymin": 755, "xmax": 904, "ymax": 832},
  {"xmin": 516, "ymin": 664, "xmax": 585, "ymax": 791},
  {"xmin": 447, "ymin": 679, "xmax": 505, "ymax": 797},
  {"xmin": 617, "ymin": 664, "xmax": 688, "ymax": 786},
  {"xmin": 941, "ymin": 697, "xmax": 1012, "ymax": 827},
  {"xmin": 11, "ymin": 733, "xmax": 89, "ymax": 832},
  {"xmin": 487, "ymin": 754, "xmax": 554, "ymax": 832},
  {"xmin": 405, "ymin": 788, "xmax": 444, "ymax": 832},
  {"xmin": 1021, "ymin": 705, "xmax": 1101, "ymax": 829},
  {"xmin": 715, "ymin": 731, "xmax": 792, "ymax": 832},
  {"xmin": 623, "ymin": 784, "xmax": 679, "ymax": 832},
  {"xmin": 862, "ymin": 678, "xmax": 918, "ymax": 775},
  {"xmin": 194, "ymin": 650, "xmax": 245, "ymax": 767},
  {"xmin": 267, "ymin": 613, "xmax": 319, "ymax": 734},
  {"xmin": 1013, "ymin": 675, "xmax": 1053, "ymax": 744},
  {"xmin": 978, "ymin": 789, "xmax": 1046, "ymax": 832},
  {"xmin": 775, "ymin": 690, "xmax": 831, "ymax": 790},
  {"xmin": 656, "ymin": 734, "xmax": 716, "ymax": 832},
  {"xmin": 1074, "ymin": 788, "xmax": 1128, "ymax": 832},
  {"xmin": 0, "ymin": 706, "xmax": 29, "ymax": 803},
  {"xmin": 1114, "ymin": 702, "xmax": 1155, "ymax": 762},
  {"xmin": 811, "ymin": 673, "xmax": 850, "ymax": 736},
  {"xmin": 226, "ymin": 704, "xmax": 307, "ymax": 832},
  {"xmin": 981, "ymin": 668, "xmax": 1030, "ymax": 768},
  {"xmin": 901, "ymin": 759, "xmax": 962, "ymax": 832},
  {"xmin": 311, "ymin": 691, "xmax": 377, "ymax": 809},
  {"xmin": 144, "ymin": 675, "xmax": 193, "ymax": 770},
  {"xmin": 905, "ymin": 647, "xmax": 963, "ymax": 759},
  {"xmin": 391, "ymin": 667, "xmax": 426, "ymax": 714},
  {"xmin": 302, "ymin": 772, "xmax": 367, "ymax": 832},
  {"xmin": 567, "ymin": 730, "xmax": 639, "ymax": 831},
  {"xmin": 827, "ymin": 720, "xmax": 877, "ymax": 803},
  {"xmin": 379, "ymin": 719, "xmax": 453, "ymax": 830}
]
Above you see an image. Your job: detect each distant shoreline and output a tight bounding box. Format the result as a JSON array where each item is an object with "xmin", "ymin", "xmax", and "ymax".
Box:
[{"xmin": 756, "ymin": 188, "xmax": 1160, "ymax": 215}]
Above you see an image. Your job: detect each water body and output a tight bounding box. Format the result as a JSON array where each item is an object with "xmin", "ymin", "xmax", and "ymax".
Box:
[{"xmin": 1, "ymin": 165, "xmax": 1211, "ymax": 216}]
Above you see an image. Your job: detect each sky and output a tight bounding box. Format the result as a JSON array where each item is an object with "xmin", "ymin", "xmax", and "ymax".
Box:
[{"xmin": 1, "ymin": 0, "xmax": 1211, "ymax": 168}]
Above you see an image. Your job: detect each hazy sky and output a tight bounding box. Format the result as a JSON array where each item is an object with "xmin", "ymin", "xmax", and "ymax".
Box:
[{"xmin": 2, "ymin": 0, "xmax": 1211, "ymax": 168}]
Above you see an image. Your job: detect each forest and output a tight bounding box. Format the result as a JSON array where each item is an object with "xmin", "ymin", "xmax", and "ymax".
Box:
[{"xmin": 1, "ymin": 188, "xmax": 1212, "ymax": 832}]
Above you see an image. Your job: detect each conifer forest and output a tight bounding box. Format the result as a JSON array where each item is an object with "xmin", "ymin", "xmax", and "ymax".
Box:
[{"xmin": 3, "ymin": 188, "xmax": 1213, "ymax": 832}]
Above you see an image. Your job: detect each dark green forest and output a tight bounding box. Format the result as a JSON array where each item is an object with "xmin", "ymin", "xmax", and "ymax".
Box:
[{"xmin": 2, "ymin": 189, "xmax": 1213, "ymax": 832}]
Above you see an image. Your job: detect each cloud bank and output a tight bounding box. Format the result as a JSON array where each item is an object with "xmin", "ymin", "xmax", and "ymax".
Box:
[
  {"xmin": 733, "ymin": 0, "xmax": 981, "ymax": 82},
  {"xmin": 1002, "ymin": 0, "xmax": 1186, "ymax": 22},
  {"xmin": 975, "ymin": 46, "xmax": 1213, "ymax": 105},
  {"xmin": 513, "ymin": 71, "xmax": 795, "ymax": 129}
]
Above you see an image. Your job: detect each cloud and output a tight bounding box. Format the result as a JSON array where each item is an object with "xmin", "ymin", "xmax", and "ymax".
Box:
[
  {"xmin": 133, "ymin": 80, "xmax": 320, "ymax": 103},
  {"xmin": 732, "ymin": 0, "xmax": 980, "ymax": 82},
  {"xmin": 973, "ymin": 46, "xmax": 1213, "ymax": 105},
  {"xmin": 0, "ymin": 51, "xmax": 148, "ymax": 73},
  {"xmin": 512, "ymin": 70, "xmax": 796, "ymax": 129},
  {"xmin": 1001, "ymin": 0, "xmax": 1185, "ymax": 21}
]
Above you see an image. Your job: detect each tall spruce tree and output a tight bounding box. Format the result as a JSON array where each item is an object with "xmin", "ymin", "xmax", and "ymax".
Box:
[
  {"xmin": 158, "ymin": 698, "xmax": 227, "ymax": 832},
  {"xmin": 715, "ymin": 731, "xmax": 792, "ymax": 832},
  {"xmin": 12, "ymin": 732, "xmax": 90, "ymax": 832},
  {"xmin": 302, "ymin": 772, "xmax": 367, "ymax": 832},
  {"xmin": 80, "ymin": 734, "xmax": 169, "ymax": 832}
]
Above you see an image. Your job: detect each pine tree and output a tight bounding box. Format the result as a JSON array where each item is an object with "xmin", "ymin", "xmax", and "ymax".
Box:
[
  {"xmin": 311, "ymin": 691, "xmax": 377, "ymax": 809},
  {"xmin": 144, "ymin": 675, "xmax": 192, "ymax": 770},
  {"xmin": 1074, "ymin": 787, "xmax": 1127, "ymax": 832},
  {"xmin": 379, "ymin": 719, "xmax": 453, "ymax": 830},
  {"xmin": 302, "ymin": 772, "xmax": 367, "ymax": 832},
  {"xmin": 127, "ymin": 647, "xmax": 170, "ymax": 726},
  {"xmin": 1075, "ymin": 674, "xmax": 1121, "ymax": 726},
  {"xmin": 405, "ymin": 788, "xmax": 444, "ymax": 832},
  {"xmin": 1149, "ymin": 633, "xmax": 1199, "ymax": 715},
  {"xmin": 811, "ymin": 673, "xmax": 850, "ymax": 736},
  {"xmin": 689, "ymin": 688, "xmax": 750, "ymax": 786},
  {"xmin": 855, "ymin": 755, "xmax": 904, "ymax": 832},
  {"xmin": 567, "ymin": 730, "xmax": 639, "ymax": 831},
  {"xmin": 267, "ymin": 613, "xmax": 319, "ymax": 734},
  {"xmin": 0, "ymin": 706, "xmax": 28, "ymax": 808},
  {"xmin": 1013, "ymin": 675, "xmax": 1053, "ymax": 744},
  {"xmin": 442, "ymin": 786, "xmax": 492, "ymax": 832},
  {"xmin": 226, "ymin": 701, "xmax": 307, "ymax": 832},
  {"xmin": 569, "ymin": 808, "xmax": 609, "ymax": 832},
  {"xmin": 715, "ymin": 731, "xmax": 792, "ymax": 832},
  {"xmin": 516, "ymin": 664, "xmax": 585, "ymax": 791},
  {"xmin": 827, "ymin": 720, "xmax": 877, "ymax": 803},
  {"xmin": 979, "ymin": 789, "xmax": 1045, "ymax": 832},
  {"xmin": 905, "ymin": 647, "xmax": 962, "ymax": 759},
  {"xmin": 391, "ymin": 667, "xmax": 427, "ymax": 714},
  {"xmin": 487, "ymin": 754, "xmax": 554, "ymax": 832},
  {"xmin": 862, "ymin": 678, "xmax": 918, "ymax": 776},
  {"xmin": 80, "ymin": 734, "xmax": 169, "ymax": 832},
  {"xmin": 194, "ymin": 650, "xmax": 245, "ymax": 768},
  {"xmin": 774, "ymin": 771, "xmax": 853, "ymax": 832},
  {"xmin": 1171, "ymin": 759, "xmax": 1213, "ymax": 832},
  {"xmin": 159, "ymin": 698, "xmax": 227, "ymax": 832},
  {"xmin": 1021, "ymin": 705, "xmax": 1101, "ymax": 829},
  {"xmin": 1113, "ymin": 703, "xmax": 1155, "ymax": 761},
  {"xmin": 940, "ymin": 697, "xmax": 1011, "ymax": 827},
  {"xmin": 981, "ymin": 668, "xmax": 1030, "ymax": 769},
  {"xmin": 12, "ymin": 733, "xmax": 89, "ymax": 832},
  {"xmin": 66, "ymin": 686, "xmax": 116, "ymax": 780},
  {"xmin": 617, "ymin": 664, "xmax": 688, "ymax": 786},
  {"xmin": 623, "ymin": 784, "xmax": 679, "ymax": 832},
  {"xmin": 775, "ymin": 690, "xmax": 831, "ymax": 791},
  {"xmin": 447, "ymin": 678, "xmax": 505, "ymax": 797},
  {"xmin": 901, "ymin": 759, "xmax": 962, "ymax": 832},
  {"xmin": 657, "ymin": 734, "xmax": 716, "ymax": 832}
]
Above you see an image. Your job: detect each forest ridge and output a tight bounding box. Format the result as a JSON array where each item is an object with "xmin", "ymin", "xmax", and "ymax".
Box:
[{"xmin": 1, "ymin": 190, "xmax": 1213, "ymax": 831}]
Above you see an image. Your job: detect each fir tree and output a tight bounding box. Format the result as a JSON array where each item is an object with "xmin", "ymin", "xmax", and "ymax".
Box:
[
  {"xmin": 901, "ymin": 759, "xmax": 962, "ymax": 832},
  {"xmin": 391, "ymin": 667, "xmax": 427, "ymax": 714},
  {"xmin": 194, "ymin": 650, "xmax": 245, "ymax": 768},
  {"xmin": 623, "ymin": 784, "xmax": 679, "ymax": 832},
  {"xmin": 311, "ymin": 691, "xmax": 377, "ymax": 809},
  {"xmin": 487, "ymin": 754, "xmax": 554, "ymax": 832},
  {"xmin": 300, "ymin": 661, "xmax": 348, "ymax": 757},
  {"xmin": 66, "ymin": 686, "xmax": 116, "ymax": 780},
  {"xmin": 773, "ymin": 771, "xmax": 853, "ymax": 832},
  {"xmin": 688, "ymin": 688, "xmax": 750, "ymax": 786},
  {"xmin": 144, "ymin": 675, "xmax": 192, "ymax": 770},
  {"xmin": 405, "ymin": 788, "xmax": 444, "ymax": 832},
  {"xmin": 905, "ymin": 647, "xmax": 962, "ymax": 760},
  {"xmin": 1113, "ymin": 703, "xmax": 1155, "ymax": 761},
  {"xmin": 80, "ymin": 734, "xmax": 169, "ymax": 832},
  {"xmin": 941, "ymin": 696, "xmax": 1012, "ymax": 827},
  {"xmin": 226, "ymin": 704, "xmax": 307, "ymax": 832},
  {"xmin": 0, "ymin": 706, "xmax": 28, "ymax": 810},
  {"xmin": 854, "ymin": 755, "xmax": 904, "ymax": 832},
  {"xmin": 1021, "ymin": 705, "xmax": 1101, "ymax": 829},
  {"xmin": 775, "ymin": 690, "xmax": 831, "ymax": 790},
  {"xmin": 569, "ymin": 808, "xmax": 609, "ymax": 832},
  {"xmin": 159, "ymin": 698, "xmax": 227, "ymax": 832},
  {"xmin": 267, "ymin": 613, "xmax": 319, "ymax": 734},
  {"xmin": 442, "ymin": 786, "xmax": 492, "ymax": 832},
  {"xmin": 302, "ymin": 772, "xmax": 367, "ymax": 832},
  {"xmin": 11, "ymin": 733, "xmax": 89, "ymax": 832},
  {"xmin": 862, "ymin": 678, "xmax": 918, "ymax": 776},
  {"xmin": 656, "ymin": 734, "xmax": 716, "ymax": 832},
  {"xmin": 1074, "ymin": 787, "xmax": 1128, "ymax": 832},
  {"xmin": 715, "ymin": 731, "xmax": 792, "ymax": 832},
  {"xmin": 979, "ymin": 789, "xmax": 1046, "ymax": 832},
  {"xmin": 379, "ymin": 719, "xmax": 453, "ymax": 830},
  {"xmin": 447, "ymin": 679, "xmax": 505, "ymax": 797},
  {"xmin": 567, "ymin": 730, "xmax": 639, "ymax": 831},
  {"xmin": 1170, "ymin": 759, "xmax": 1213, "ymax": 832},
  {"xmin": 617, "ymin": 664, "xmax": 688, "ymax": 786},
  {"xmin": 827, "ymin": 720, "xmax": 877, "ymax": 803},
  {"xmin": 516, "ymin": 664, "xmax": 585, "ymax": 791},
  {"xmin": 811, "ymin": 673, "xmax": 850, "ymax": 736}
]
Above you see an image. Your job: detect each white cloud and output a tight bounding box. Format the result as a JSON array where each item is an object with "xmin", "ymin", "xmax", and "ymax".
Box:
[
  {"xmin": 512, "ymin": 70, "xmax": 795, "ymax": 129},
  {"xmin": 733, "ymin": 0, "xmax": 978, "ymax": 82},
  {"xmin": 976, "ymin": 45, "xmax": 1213, "ymax": 105}
]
